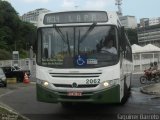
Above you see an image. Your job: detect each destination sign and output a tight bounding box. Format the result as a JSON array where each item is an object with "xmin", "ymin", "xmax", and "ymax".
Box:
[{"xmin": 43, "ymin": 11, "xmax": 108, "ymax": 24}]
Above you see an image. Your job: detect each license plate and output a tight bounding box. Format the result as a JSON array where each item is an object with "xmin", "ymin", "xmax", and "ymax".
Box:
[{"xmin": 67, "ymin": 92, "xmax": 82, "ymax": 96}]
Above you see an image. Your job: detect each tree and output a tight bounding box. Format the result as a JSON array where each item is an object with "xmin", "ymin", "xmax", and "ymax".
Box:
[
  {"xmin": 0, "ymin": 49, "xmax": 11, "ymax": 60},
  {"xmin": 0, "ymin": 0, "xmax": 20, "ymax": 51},
  {"xmin": 0, "ymin": 0, "xmax": 36, "ymax": 59},
  {"xmin": 0, "ymin": 39, "xmax": 7, "ymax": 49},
  {"xmin": 19, "ymin": 22, "xmax": 36, "ymax": 49}
]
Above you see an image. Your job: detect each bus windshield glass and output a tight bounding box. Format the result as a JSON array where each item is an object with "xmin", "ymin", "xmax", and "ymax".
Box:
[{"xmin": 37, "ymin": 25, "xmax": 119, "ymax": 68}]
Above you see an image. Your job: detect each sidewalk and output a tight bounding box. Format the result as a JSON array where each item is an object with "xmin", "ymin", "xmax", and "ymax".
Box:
[
  {"xmin": 0, "ymin": 102, "xmax": 29, "ymax": 120},
  {"xmin": 140, "ymin": 83, "xmax": 160, "ymax": 95}
]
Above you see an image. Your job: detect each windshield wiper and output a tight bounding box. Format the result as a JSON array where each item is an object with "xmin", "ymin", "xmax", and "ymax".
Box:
[
  {"xmin": 66, "ymin": 32, "xmax": 71, "ymax": 55},
  {"xmin": 79, "ymin": 22, "xmax": 97, "ymax": 43},
  {"xmin": 77, "ymin": 22, "xmax": 97, "ymax": 54},
  {"xmin": 53, "ymin": 25, "xmax": 71, "ymax": 55},
  {"xmin": 54, "ymin": 25, "xmax": 66, "ymax": 43}
]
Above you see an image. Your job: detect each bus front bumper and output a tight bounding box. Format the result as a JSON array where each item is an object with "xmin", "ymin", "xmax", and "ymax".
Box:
[{"xmin": 36, "ymin": 84, "xmax": 120, "ymax": 103}]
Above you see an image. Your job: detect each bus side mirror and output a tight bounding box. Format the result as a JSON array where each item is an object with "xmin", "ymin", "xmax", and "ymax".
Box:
[
  {"xmin": 33, "ymin": 40, "xmax": 37, "ymax": 54},
  {"xmin": 27, "ymin": 29, "xmax": 37, "ymax": 54},
  {"xmin": 44, "ymin": 48, "xmax": 48, "ymax": 59},
  {"xmin": 120, "ymin": 26, "xmax": 126, "ymax": 51},
  {"xmin": 32, "ymin": 31, "xmax": 38, "ymax": 54}
]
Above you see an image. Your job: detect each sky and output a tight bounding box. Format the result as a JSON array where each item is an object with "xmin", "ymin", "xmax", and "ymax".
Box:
[{"xmin": 4, "ymin": 0, "xmax": 160, "ymax": 22}]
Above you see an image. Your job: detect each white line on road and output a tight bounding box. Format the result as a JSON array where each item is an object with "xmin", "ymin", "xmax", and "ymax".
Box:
[{"xmin": 0, "ymin": 90, "xmax": 14, "ymax": 98}]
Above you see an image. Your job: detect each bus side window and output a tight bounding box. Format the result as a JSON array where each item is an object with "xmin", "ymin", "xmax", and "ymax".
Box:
[{"xmin": 126, "ymin": 45, "xmax": 132, "ymax": 61}]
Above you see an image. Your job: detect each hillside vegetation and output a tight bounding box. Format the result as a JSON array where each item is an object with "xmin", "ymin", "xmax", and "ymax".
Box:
[{"xmin": 0, "ymin": 0, "xmax": 36, "ymax": 60}]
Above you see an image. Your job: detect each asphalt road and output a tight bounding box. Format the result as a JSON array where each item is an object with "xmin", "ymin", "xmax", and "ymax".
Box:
[{"xmin": 0, "ymin": 74, "xmax": 160, "ymax": 120}]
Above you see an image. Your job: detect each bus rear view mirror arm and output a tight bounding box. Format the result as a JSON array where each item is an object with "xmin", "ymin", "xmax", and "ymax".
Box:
[{"xmin": 120, "ymin": 26, "xmax": 127, "ymax": 51}]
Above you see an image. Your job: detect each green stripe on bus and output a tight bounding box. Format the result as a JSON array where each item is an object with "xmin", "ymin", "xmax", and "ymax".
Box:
[{"xmin": 36, "ymin": 84, "xmax": 120, "ymax": 103}]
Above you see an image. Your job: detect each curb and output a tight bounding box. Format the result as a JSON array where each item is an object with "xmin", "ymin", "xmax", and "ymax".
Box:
[
  {"xmin": 0, "ymin": 84, "xmax": 32, "ymax": 120},
  {"xmin": 140, "ymin": 83, "xmax": 160, "ymax": 95},
  {"xmin": 0, "ymin": 102, "xmax": 30, "ymax": 120}
]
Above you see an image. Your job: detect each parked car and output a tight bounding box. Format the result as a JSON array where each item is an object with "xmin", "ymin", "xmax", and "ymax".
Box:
[
  {"xmin": 0, "ymin": 68, "xmax": 7, "ymax": 87},
  {"xmin": 2, "ymin": 66, "xmax": 30, "ymax": 82}
]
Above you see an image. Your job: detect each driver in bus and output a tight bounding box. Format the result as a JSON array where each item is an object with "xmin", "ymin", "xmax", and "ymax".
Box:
[{"xmin": 101, "ymin": 36, "xmax": 117, "ymax": 54}]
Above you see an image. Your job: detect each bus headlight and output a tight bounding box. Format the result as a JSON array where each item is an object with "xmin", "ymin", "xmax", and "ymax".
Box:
[
  {"xmin": 43, "ymin": 81, "xmax": 49, "ymax": 86},
  {"xmin": 37, "ymin": 79, "xmax": 51, "ymax": 88},
  {"xmin": 103, "ymin": 82, "xmax": 109, "ymax": 87},
  {"xmin": 102, "ymin": 79, "xmax": 118, "ymax": 88}
]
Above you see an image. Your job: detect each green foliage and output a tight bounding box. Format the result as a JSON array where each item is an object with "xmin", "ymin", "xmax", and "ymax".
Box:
[
  {"xmin": 19, "ymin": 49, "xmax": 28, "ymax": 59},
  {"xmin": 0, "ymin": 0, "xmax": 36, "ymax": 60},
  {"xmin": 0, "ymin": 40, "xmax": 7, "ymax": 49},
  {"xmin": 0, "ymin": 49, "xmax": 11, "ymax": 60}
]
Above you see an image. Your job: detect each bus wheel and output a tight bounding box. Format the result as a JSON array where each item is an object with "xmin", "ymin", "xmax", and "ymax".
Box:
[
  {"xmin": 120, "ymin": 81, "xmax": 130, "ymax": 105},
  {"xmin": 3, "ymin": 82, "xmax": 7, "ymax": 87}
]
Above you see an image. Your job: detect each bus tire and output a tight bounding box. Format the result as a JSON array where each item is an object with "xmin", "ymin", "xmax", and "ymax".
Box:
[
  {"xmin": 3, "ymin": 82, "xmax": 7, "ymax": 87},
  {"xmin": 120, "ymin": 80, "xmax": 130, "ymax": 105}
]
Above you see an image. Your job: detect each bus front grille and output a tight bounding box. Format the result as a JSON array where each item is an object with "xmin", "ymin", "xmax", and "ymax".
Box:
[
  {"xmin": 49, "ymin": 72, "xmax": 102, "ymax": 78},
  {"xmin": 53, "ymin": 84, "xmax": 98, "ymax": 88}
]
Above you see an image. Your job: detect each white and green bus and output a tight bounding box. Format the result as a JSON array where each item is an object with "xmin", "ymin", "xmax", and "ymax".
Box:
[{"xmin": 36, "ymin": 11, "xmax": 133, "ymax": 106}]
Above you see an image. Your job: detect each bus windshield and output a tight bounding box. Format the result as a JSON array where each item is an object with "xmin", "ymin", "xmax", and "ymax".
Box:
[{"xmin": 37, "ymin": 25, "xmax": 119, "ymax": 68}]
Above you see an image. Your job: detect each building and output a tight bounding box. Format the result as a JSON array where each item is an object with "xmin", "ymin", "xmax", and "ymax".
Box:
[
  {"xmin": 140, "ymin": 17, "xmax": 160, "ymax": 27},
  {"xmin": 21, "ymin": 8, "xmax": 50, "ymax": 26},
  {"xmin": 138, "ymin": 17, "xmax": 160, "ymax": 47},
  {"xmin": 140, "ymin": 18, "xmax": 149, "ymax": 27},
  {"xmin": 149, "ymin": 17, "xmax": 160, "ymax": 26},
  {"xmin": 138, "ymin": 27, "xmax": 160, "ymax": 47},
  {"xmin": 119, "ymin": 15, "xmax": 137, "ymax": 29}
]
